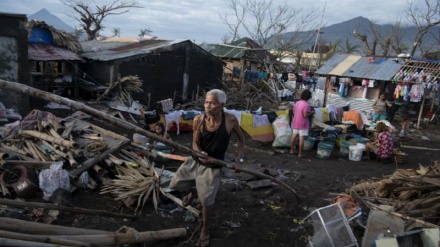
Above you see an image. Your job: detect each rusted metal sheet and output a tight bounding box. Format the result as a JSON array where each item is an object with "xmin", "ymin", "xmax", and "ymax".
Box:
[{"xmin": 28, "ymin": 43, "xmax": 83, "ymax": 61}]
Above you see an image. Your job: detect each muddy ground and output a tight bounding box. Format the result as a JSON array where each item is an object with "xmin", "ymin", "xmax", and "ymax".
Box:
[{"xmin": 16, "ymin": 113, "xmax": 440, "ymax": 247}]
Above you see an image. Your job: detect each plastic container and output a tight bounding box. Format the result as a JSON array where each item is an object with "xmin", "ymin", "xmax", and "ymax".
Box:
[
  {"xmin": 303, "ymin": 137, "xmax": 316, "ymax": 151},
  {"xmin": 355, "ymin": 137, "xmax": 370, "ymax": 144},
  {"xmin": 133, "ymin": 133, "xmax": 149, "ymax": 146},
  {"xmin": 153, "ymin": 143, "xmax": 173, "ymax": 163},
  {"xmin": 340, "ymin": 141, "xmax": 354, "ymax": 157},
  {"xmin": 349, "ymin": 145, "xmax": 364, "ymax": 161},
  {"xmin": 317, "ymin": 142, "xmax": 333, "ymax": 159}
]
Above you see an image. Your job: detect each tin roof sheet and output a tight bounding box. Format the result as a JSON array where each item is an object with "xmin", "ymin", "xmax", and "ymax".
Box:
[
  {"xmin": 341, "ymin": 57, "xmax": 404, "ymax": 80},
  {"xmin": 28, "ymin": 43, "xmax": 83, "ymax": 61},
  {"xmin": 315, "ymin": 54, "xmax": 350, "ymax": 75},
  {"xmin": 80, "ymin": 37, "xmax": 187, "ymax": 61},
  {"xmin": 329, "ymin": 55, "xmax": 362, "ymax": 76}
]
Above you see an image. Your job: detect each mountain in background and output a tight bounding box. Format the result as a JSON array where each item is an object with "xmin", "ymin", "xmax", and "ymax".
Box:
[
  {"xmin": 28, "ymin": 8, "xmax": 75, "ymax": 33},
  {"xmin": 275, "ymin": 16, "xmax": 440, "ymax": 56}
]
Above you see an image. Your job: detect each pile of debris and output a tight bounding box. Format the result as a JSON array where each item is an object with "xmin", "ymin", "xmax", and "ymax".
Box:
[{"xmin": 349, "ymin": 161, "xmax": 440, "ymax": 226}]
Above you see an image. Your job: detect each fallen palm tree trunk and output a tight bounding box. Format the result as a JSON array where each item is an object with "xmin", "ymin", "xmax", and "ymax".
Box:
[
  {"xmin": 0, "ymin": 230, "xmax": 91, "ymax": 247},
  {"xmin": 0, "ymin": 79, "xmax": 299, "ymax": 198},
  {"xmin": 0, "ymin": 198, "xmax": 137, "ymax": 219}
]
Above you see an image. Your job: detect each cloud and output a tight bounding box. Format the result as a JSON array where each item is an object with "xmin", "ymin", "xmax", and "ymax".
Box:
[{"xmin": 0, "ymin": 0, "xmax": 411, "ymax": 43}]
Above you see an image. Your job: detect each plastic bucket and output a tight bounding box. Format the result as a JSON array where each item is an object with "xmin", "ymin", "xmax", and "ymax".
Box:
[
  {"xmin": 133, "ymin": 133, "xmax": 149, "ymax": 146},
  {"xmin": 317, "ymin": 142, "xmax": 333, "ymax": 159},
  {"xmin": 340, "ymin": 141, "xmax": 354, "ymax": 157},
  {"xmin": 349, "ymin": 146, "xmax": 364, "ymax": 161},
  {"xmin": 303, "ymin": 137, "xmax": 316, "ymax": 151}
]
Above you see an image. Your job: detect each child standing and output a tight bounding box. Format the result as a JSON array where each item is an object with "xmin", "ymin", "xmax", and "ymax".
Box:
[{"xmin": 399, "ymin": 118, "xmax": 410, "ymax": 139}]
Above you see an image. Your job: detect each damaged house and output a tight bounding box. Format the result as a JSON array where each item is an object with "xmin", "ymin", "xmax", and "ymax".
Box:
[
  {"xmin": 79, "ymin": 37, "xmax": 224, "ymax": 105},
  {"xmin": 0, "ymin": 13, "xmax": 30, "ymax": 115}
]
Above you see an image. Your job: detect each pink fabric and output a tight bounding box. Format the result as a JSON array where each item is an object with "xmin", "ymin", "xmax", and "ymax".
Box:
[
  {"xmin": 377, "ymin": 132, "xmax": 394, "ymax": 158},
  {"xmin": 291, "ymin": 100, "xmax": 310, "ymax": 130}
]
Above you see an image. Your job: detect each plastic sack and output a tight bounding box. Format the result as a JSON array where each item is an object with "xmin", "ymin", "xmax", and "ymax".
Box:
[
  {"xmin": 272, "ymin": 114, "xmax": 292, "ymax": 148},
  {"xmin": 38, "ymin": 162, "xmax": 70, "ymax": 201}
]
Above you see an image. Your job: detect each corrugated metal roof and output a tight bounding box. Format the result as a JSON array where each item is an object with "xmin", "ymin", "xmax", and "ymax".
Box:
[
  {"xmin": 315, "ymin": 54, "xmax": 349, "ymax": 74},
  {"xmin": 327, "ymin": 93, "xmax": 375, "ymax": 113},
  {"xmin": 210, "ymin": 38, "xmax": 251, "ymax": 59},
  {"xmin": 341, "ymin": 57, "xmax": 404, "ymax": 80},
  {"xmin": 28, "ymin": 43, "xmax": 83, "ymax": 61},
  {"xmin": 329, "ymin": 55, "xmax": 362, "ymax": 76},
  {"xmin": 80, "ymin": 37, "xmax": 188, "ymax": 61}
]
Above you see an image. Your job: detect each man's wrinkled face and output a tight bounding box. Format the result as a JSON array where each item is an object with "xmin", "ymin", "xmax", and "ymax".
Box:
[{"xmin": 204, "ymin": 94, "xmax": 222, "ymax": 116}]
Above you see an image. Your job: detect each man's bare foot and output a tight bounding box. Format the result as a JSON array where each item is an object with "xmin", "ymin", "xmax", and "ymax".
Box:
[{"xmin": 182, "ymin": 192, "xmax": 196, "ymax": 207}]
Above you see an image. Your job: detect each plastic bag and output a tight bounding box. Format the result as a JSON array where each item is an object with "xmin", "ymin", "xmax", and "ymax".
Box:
[
  {"xmin": 272, "ymin": 115, "xmax": 292, "ymax": 148},
  {"xmin": 38, "ymin": 162, "xmax": 70, "ymax": 201}
]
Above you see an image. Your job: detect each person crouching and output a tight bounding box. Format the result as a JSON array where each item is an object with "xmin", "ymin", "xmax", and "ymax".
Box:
[{"xmin": 363, "ymin": 122, "xmax": 394, "ymax": 161}]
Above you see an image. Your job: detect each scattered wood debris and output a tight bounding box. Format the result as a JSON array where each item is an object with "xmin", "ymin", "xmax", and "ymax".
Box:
[{"xmin": 349, "ymin": 160, "xmax": 440, "ymax": 226}]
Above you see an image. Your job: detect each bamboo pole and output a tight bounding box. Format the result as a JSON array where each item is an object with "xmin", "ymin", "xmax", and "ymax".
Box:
[
  {"xmin": 0, "ymin": 147, "xmax": 35, "ymax": 161},
  {"xmin": 48, "ymin": 127, "xmax": 62, "ymax": 139},
  {"xmin": 0, "ymin": 237, "xmax": 67, "ymax": 247},
  {"xmin": 160, "ymin": 188, "xmax": 200, "ymax": 216},
  {"xmin": 0, "ymin": 153, "xmax": 9, "ymax": 159},
  {"xmin": 44, "ymin": 228, "xmax": 187, "ymax": 246},
  {"xmin": 0, "ymin": 230, "xmax": 91, "ymax": 247},
  {"xmin": 67, "ymin": 151, "xmax": 78, "ymax": 167},
  {"xmin": 48, "ymin": 119, "xmax": 65, "ymax": 135},
  {"xmin": 0, "ymin": 217, "xmax": 109, "ymax": 235},
  {"xmin": 0, "ymin": 80, "xmax": 299, "ymax": 198},
  {"xmin": 0, "ymin": 199, "xmax": 137, "ymax": 219},
  {"xmin": 41, "ymin": 140, "xmax": 67, "ymax": 158},
  {"xmin": 19, "ymin": 130, "xmax": 78, "ymax": 149},
  {"xmin": 3, "ymin": 160, "xmax": 53, "ymax": 169},
  {"xmin": 71, "ymin": 139, "xmax": 130, "ymax": 177},
  {"xmin": 24, "ymin": 140, "xmax": 40, "ymax": 160}
]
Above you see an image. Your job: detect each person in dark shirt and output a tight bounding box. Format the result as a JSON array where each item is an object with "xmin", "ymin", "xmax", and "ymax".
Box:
[{"xmin": 169, "ymin": 89, "xmax": 245, "ymax": 247}]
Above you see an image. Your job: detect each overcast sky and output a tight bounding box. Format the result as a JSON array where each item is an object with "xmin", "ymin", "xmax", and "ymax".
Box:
[{"xmin": 0, "ymin": 0, "xmax": 412, "ymax": 43}]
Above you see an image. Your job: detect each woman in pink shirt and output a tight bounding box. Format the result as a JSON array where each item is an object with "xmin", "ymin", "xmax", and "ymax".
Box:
[{"xmin": 290, "ymin": 90, "xmax": 315, "ymax": 158}]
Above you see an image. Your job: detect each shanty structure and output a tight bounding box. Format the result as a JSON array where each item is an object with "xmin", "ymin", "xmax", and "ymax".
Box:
[
  {"xmin": 0, "ymin": 13, "xmax": 30, "ymax": 114},
  {"xmin": 315, "ymin": 54, "xmax": 404, "ymax": 113},
  {"xmin": 210, "ymin": 37, "xmax": 278, "ymax": 83},
  {"xmin": 390, "ymin": 58, "xmax": 440, "ymax": 128},
  {"xmin": 26, "ymin": 20, "xmax": 84, "ymax": 99},
  {"xmin": 79, "ymin": 37, "xmax": 224, "ymax": 105}
]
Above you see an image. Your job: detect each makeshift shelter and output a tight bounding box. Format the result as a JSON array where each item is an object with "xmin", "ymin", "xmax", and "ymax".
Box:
[
  {"xmin": 390, "ymin": 58, "xmax": 440, "ymax": 128},
  {"xmin": 80, "ymin": 37, "xmax": 224, "ymax": 105},
  {"xmin": 315, "ymin": 54, "xmax": 404, "ymax": 115},
  {"xmin": 210, "ymin": 37, "xmax": 279, "ymax": 83},
  {"xmin": 26, "ymin": 20, "xmax": 84, "ymax": 99}
]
